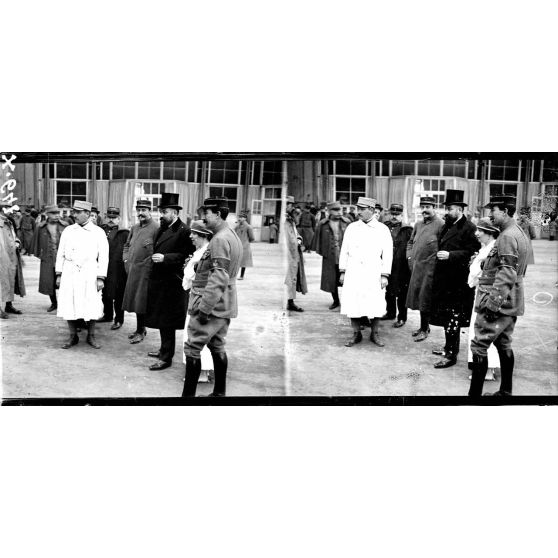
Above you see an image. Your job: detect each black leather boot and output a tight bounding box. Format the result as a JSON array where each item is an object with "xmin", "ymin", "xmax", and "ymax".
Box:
[
  {"xmin": 370, "ymin": 318, "xmax": 385, "ymax": 347},
  {"xmin": 86, "ymin": 320, "xmax": 101, "ymax": 349},
  {"xmin": 468, "ymin": 354, "xmax": 489, "ymax": 396},
  {"xmin": 488, "ymin": 348, "xmax": 514, "ymax": 396},
  {"xmin": 345, "ymin": 331, "xmax": 363, "ymax": 347},
  {"xmin": 208, "ymin": 352, "xmax": 228, "ymax": 397},
  {"xmin": 182, "ymin": 356, "xmax": 202, "ymax": 397}
]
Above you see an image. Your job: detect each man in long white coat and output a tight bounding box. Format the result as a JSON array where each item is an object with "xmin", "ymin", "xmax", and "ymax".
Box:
[
  {"xmin": 339, "ymin": 197, "xmax": 393, "ymax": 347},
  {"xmin": 55, "ymin": 200, "xmax": 109, "ymax": 350}
]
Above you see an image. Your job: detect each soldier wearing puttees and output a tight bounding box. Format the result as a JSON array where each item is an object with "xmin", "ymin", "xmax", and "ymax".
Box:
[
  {"xmin": 182, "ymin": 197, "xmax": 243, "ymax": 397},
  {"xmin": 468, "ymin": 196, "xmax": 529, "ymax": 397}
]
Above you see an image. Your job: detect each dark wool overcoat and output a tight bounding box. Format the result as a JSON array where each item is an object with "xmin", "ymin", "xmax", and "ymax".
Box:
[
  {"xmin": 32, "ymin": 220, "xmax": 68, "ymax": 295},
  {"xmin": 385, "ymin": 221, "xmax": 413, "ymax": 296},
  {"xmin": 122, "ymin": 219, "xmax": 159, "ymax": 314},
  {"xmin": 430, "ymin": 215, "xmax": 481, "ymax": 327},
  {"xmin": 299, "ymin": 210, "xmax": 315, "ymax": 249},
  {"xmin": 101, "ymin": 225, "xmax": 129, "ymax": 299},
  {"xmin": 405, "ymin": 216, "xmax": 445, "ymax": 312},
  {"xmin": 145, "ymin": 218, "xmax": 194, "ymax": 330},
  {"xmin": 312, "ymin": 216, "xmax": 351, "ymax": 293}
]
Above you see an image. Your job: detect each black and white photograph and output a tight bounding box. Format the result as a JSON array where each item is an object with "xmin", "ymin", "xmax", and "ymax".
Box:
[{"xmin": 1, "ymin": 153, "xmax": 557, "ymax": 402}]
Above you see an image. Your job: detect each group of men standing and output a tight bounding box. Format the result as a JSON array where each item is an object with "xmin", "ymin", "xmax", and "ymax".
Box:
[{"xmin": 309, "ymin": 190, "xmax": 529, "ymax": 396}]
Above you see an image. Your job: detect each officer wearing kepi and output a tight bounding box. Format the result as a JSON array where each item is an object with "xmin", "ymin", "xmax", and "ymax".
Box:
[
  {"xmin": 182, "ymin": 197, "xmax": 243, "ymax": 397},
  {"xmin": 468, "ymin": 195, "xmax": 529, "ymax": 397}
]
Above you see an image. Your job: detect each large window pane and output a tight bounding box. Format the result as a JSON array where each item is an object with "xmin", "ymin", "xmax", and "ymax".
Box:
[
  {"xmin": 56, "ymin": 181, "xmax": 71, "ymax": 195},
  {"xmin": 252, "ymin": 162, "xmax": 262, "ymax": 184},
  {"xmin": 123, "ymin": 162, "xmax": 136, "ymax": 179},
  {"xmin": 351, "ymin": 161, "xmax": 367, "ymax": 175},
  {"xmin": 442, "ymin": 160, "xmax": 466, "ymax": 178},
  {"xmin": 57, "ymin": 164, "xmax": 71, "ymax": 178},
  {"xmin": 112, "ymin": 163, "xmax": 124, "ymax": 180},
  {"xmin": 72, "ymin": 163, "xmax": 87, "ymax": 179},
  {"xmin": 351, "ymin": 178, "xmax": 366, "ymax": 192},
  {"xmin": 467, "ymin": 160, "xmax": 476, "ymax": 179},
  {"xmin": 336, "ymin": 177, "xmax": 350, "ymax": 190},
  {"xmin": 543, "ymin": 161, "xmax": 558, "ymax": 182},
  {"xmin": 187, "ymin": 162, "xmax": 197, "ymax": 183}
]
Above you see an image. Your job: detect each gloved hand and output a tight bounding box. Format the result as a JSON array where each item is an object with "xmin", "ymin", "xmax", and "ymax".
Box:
[
  {"xmin": 198, "ymin": 311, "xmax": 210, "ymax": 325},
  {"xmin": 483, "ymin": 308, "xmax": 499, "ymax": 322}
]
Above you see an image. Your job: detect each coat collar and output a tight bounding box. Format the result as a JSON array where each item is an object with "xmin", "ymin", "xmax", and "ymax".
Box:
[{"xmin": 155, "ymin": 217, "xmax": 183, "ymax": 245}]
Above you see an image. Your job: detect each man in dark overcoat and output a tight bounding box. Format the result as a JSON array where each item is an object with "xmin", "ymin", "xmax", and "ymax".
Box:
[
  {"xmin": 100, "ymin": 207, "xmax": 129, "ymax": 330},
  {"xmin": 299, "ymin": 205, "xmax": 315, "ymax": 252},
  {"xmin": 182, "ymin": 197, "xmax": 243, "ymax": 397},
  {"xmin": 468, "ymin": 196, "xmax": 529, "ymax": 397},
  {"xmin": 122, "ymin": 198, "xmax": 159, "ymax": 344},
  {"xmin": 144, "ymin": 193, "xmax": 194, "ymax": 371},
  {"xmin": 381, "ymin": 203, "xmax": 413, "ymax": 327},
  {"xmin": 19, "ymin": 207, "xmax": 36, "ymax": 255},
  {"xmin": 312, "ymin": 200, "xmax": 351, "ymax": 309},
  {"xmin": 31, "ymin": 204, "xmax": 68, "ymax": 312},
  {"xmin": 406, "ymin": 197, "xmax": 445, "ymax": 341},
  {"xmin": 429, "ymin": 190, "xmax": 481, "ymax": 368}
]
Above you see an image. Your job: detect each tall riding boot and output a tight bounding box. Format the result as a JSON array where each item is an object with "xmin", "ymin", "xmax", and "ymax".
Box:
[
  {"xmin": 468, "ymin": 354, "xmax": 489, "ymax": 396},
  {"xmin": 87, "ymin": 320, "xmax": 101, "ymax": 349},
  {"xmin": 47, "ymin": 294, "xmax": 57, "ymax": 312},
  {"xmin": 370, "ymin": 318, "xmax": 385, "ymax": 347},
  {"xmin": 329, "ymin": 290, "xmax": 340, "ymax": 310},
  {"xmin": 182, "ymin": 356, "xmax": 202, "ymax": 397},
  {"xmin": 492, "ymin": 348, "xmax": 514, "ymax": 396},
  {"xmin": 209, "ymin": 351, "xmax": 228, "ymax": 397},
  {"xmin": 62, "ymin": 320, "xmax": 79, "ymax": 349},
  {"xmin": 433, "ymin": 330, "xmax": 458, "ymax": 368}
]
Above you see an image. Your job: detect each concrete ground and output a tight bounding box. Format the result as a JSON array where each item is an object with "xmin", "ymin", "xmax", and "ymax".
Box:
[{"xmin": 1, "ymin": 240, "xmax": 557, "ymax": 399}]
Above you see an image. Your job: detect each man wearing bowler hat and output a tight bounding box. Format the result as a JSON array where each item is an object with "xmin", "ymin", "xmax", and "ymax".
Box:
[
  {"xmin": 99, "ymin": 207, "xmax": 129, "ymax": 330},
  {"xmin": 429, "ymin": 190, "xmax": 480, "ymax": 368},
  {"xmin": 381, "ymin": 203, "xmax": 413, "ymax": 327},
  {"xmin": 468, "ymin": 196, "xmax": 529, "ymax": 397},
  {"xmin": 312, "ymin": 200, "xmax": 351, "ymax": 310},
  {"xmin": 31, "ymin": 204, "xmax": 68, "ymax": 312},
  {"xmin": 144, "ymin": 193, "xmax": 194, "ymax": 371},
  {"xmin": 122, "ymin": 198, "xmax": 159, "ymax": 344},
  {"xmin": 55, "ymin": 200, "xmax": 109, "ymax": 349},
  {"xmin": 182, "ymin": 197, "xmax": 243, "ymax": 397},
  {"xmin": 339, "ymin": 196, "xmax": 393, "ymax": 347}
]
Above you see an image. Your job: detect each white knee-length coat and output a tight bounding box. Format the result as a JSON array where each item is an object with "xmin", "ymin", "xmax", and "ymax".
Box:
[
  {"xmin": 55, "ymin": 222, "xmax": 109, "ymax": 320},
  {"xmin": 339, "ymin": 219, "xmax": 393, "ymax": 318}
]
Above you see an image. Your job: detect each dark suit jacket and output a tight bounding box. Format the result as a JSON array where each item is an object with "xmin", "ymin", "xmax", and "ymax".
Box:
[{"xmin": 145, "ymin": 218, "xmax": 195, "ymax": 330}]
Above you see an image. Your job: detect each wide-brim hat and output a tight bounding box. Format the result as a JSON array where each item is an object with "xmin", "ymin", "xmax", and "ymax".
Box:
[
  {"xmin": 158, "ymin": 192, "xmax": 182, "ymax": 210},
  {"xmin": 202, "ymin": 197, "xmax": 229, "ymax": 211},
  {"xmin": 72, "ymin": 200, "xmax": 92, "ymax": 212},
  {"xmin": 44, "ymin": 204, "xmax": 60, "ymax": 214},
  {"xmin": 389, "ymin": 203, "xmax": 404, "ymax": 214},
  {"xmin": 419, "ymin": 196, "xmax": 437, "ymax": 206},
  {"xmin": 476, "ymin": 218, "xmax": 500, "ymax": 236},
  {"xmin": 190, "ymin": 220, "xmax": 212, "ymax": 236},
  {"xmin": 443, "ymin": 189, "xmax": 467, "ymax": 207},
  {"xmin": 484, "ymin": 195, "xmax": 517, "ymax": 210},
  {"xmin": 356, "ymin": 196, "xmax": 377, "ymax": 209},
  {"xmin": 136, "ymin": 197, "xmax": 152, "ymax": 210},
  {"xmin": 106, "ymin": 206, "xmax": 120, "ymax": 216}
]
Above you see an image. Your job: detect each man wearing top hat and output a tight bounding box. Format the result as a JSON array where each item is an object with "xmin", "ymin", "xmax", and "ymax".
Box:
[
  {"xmin": 468, "ymin": 196, "xmax": 529, "ymax": 397},
  {"xmin": 406, "ymin": 196, "xmax": 445, "ymax": 342},
  {"xmin": 55, "ymin": 200, "xmax": 109, "ymax": 349},
  {"xmin": 381, "ymin": 203, "xmax": 413, "ymax": 328},
  {"xmin": 182, "ymin": 197, "xmax": 243, "ymax": 397},
  {"xmin": 144, "ymin": 193, "xmax": 194, "ymax": 371},
  {"xmin": 99, "ymin": 207, "xmax": 129, "ymax": 330},
  {"xmin": 312, "ymin": 200, "xmax": 351, "ymax": 310},
  {"xmin": 429, "ymin": 189, "xmax": 480, "ymax": 368},
  {"xmin": 122, "ymin": 198, "xmax": 159, "ymax": 344},
  {"xmin": 339, "ymin": 197, "xmax": 393, "ymax": 347},
  {"xmin": 0, "ymin": 200, "xmax": 26, "ymax": 318},
  {"xmin": 31, "ymin": 204, "xmax": 68, "ymax": 312}
]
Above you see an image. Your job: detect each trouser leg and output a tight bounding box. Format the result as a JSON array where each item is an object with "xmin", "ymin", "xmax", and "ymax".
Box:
[
  {"xmin": 102, "ymin": 291, "xmax": 113, "ymax": 320},
  {"xmin": 159, "ymin": 328, "xmax": 176, "ymax": 363},
  {"xmin": 136, "ymin": 313, "xmax": 146, "ymax": 333},
  {"xmin": 385, "ymin": 291, "xmax": 396, "ymax": 317},
  {"xmin": 114, "ymin": 286, "xmax": 125, "ymax": 324},
  {"xmin": 67, "ymin": 320, "xmax": 78, "ymax": 335},
  {"xmin": 396, "ymin": 291, "xmax": 408, "ymax": 322},
  {"xmin": 87, "ymin": 320, "xmax": 96, "ymax": 336},
  {"xmin": 210, "ymin": 351, "xmax": 228, "ymax": 396},
  {"xmin": 240, "ymin": 267, "xmax": 246, "ymax": 278},
  {"xmin": 420, "ymin": 312, "xmax": 430, "ymax": 331},
  {"xmin": 49, "ymin": 293, "xmax": 57, "ymax": 305}
]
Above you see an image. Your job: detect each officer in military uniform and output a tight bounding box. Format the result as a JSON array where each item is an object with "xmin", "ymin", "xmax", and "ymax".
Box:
[
  {"xmin": 468, "ymin": 196, "xmax": 529, "ymax": 397},
  {"xmin": 182, "ymin": 197, "xmax": 243, "ymax": 397}
]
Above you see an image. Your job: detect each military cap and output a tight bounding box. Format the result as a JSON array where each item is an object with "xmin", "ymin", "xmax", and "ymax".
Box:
[
  {"xmin": 389, "ymin": 203, "xmax": 404, "ymax": 214},
  {"xmin": 72, "ymin": 200, "xmax": 92, "ymax": 212},
  {"xmin": 190, "ymin": 220, "xmax": 212, "ymax": 236},
  {"xmin": 106, "ymin": 206, "xmax": 120, "ymax": 217},
  {"xmin": 203, "ymin": 197, "xmax": 229, "ymax": 210},
  {"xmin": 327, "ymin": 201, "xmax": 342, "ymax": 210},
  {"xmin": 136, "ymin": 197, "xmax": 152, "ymax": 209},
  {"xmin": 44, "ymin": 204, "xmax": 60, "ymax": 213},
  {"xmin": 484, "ymin": 196, "xmax": 517, "ymax": 210},
  {"xmin": 419, "ymin": 196, "xmax": 437, "ymax": 205},
  {"xmin": 356, "ymin": 197, "xmax": 377, "ymax": 209}
]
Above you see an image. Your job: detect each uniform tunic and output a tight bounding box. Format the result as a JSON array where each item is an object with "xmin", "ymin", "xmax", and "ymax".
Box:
[
  {"xmin": 55, "ymin": 221, "xmax": 109, "ymax": 320},
  {"xmin": 339, "ymin": 218, "xmax": 393, "ymax": 318},
  {"xmin": 471, "ymin": 218, "xmax": 529, "ymax": 356},
  {"xmin": 32, "ymin": 220, "xmax": 68, "ymax": 296},
  {"xmin": 122, "ymin": 219, "xmax": 159, "ymax": 314},
  {"xmin": 385, "ymin": 221, "xmax": 413, "ymax": 296},
  {"xmin": 235, "ymin": 221, "xmax": 254, "ymax": 267},
  {"xmin": 517, "ymin": 217, "xmax": 536, "ymax": 265}
]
